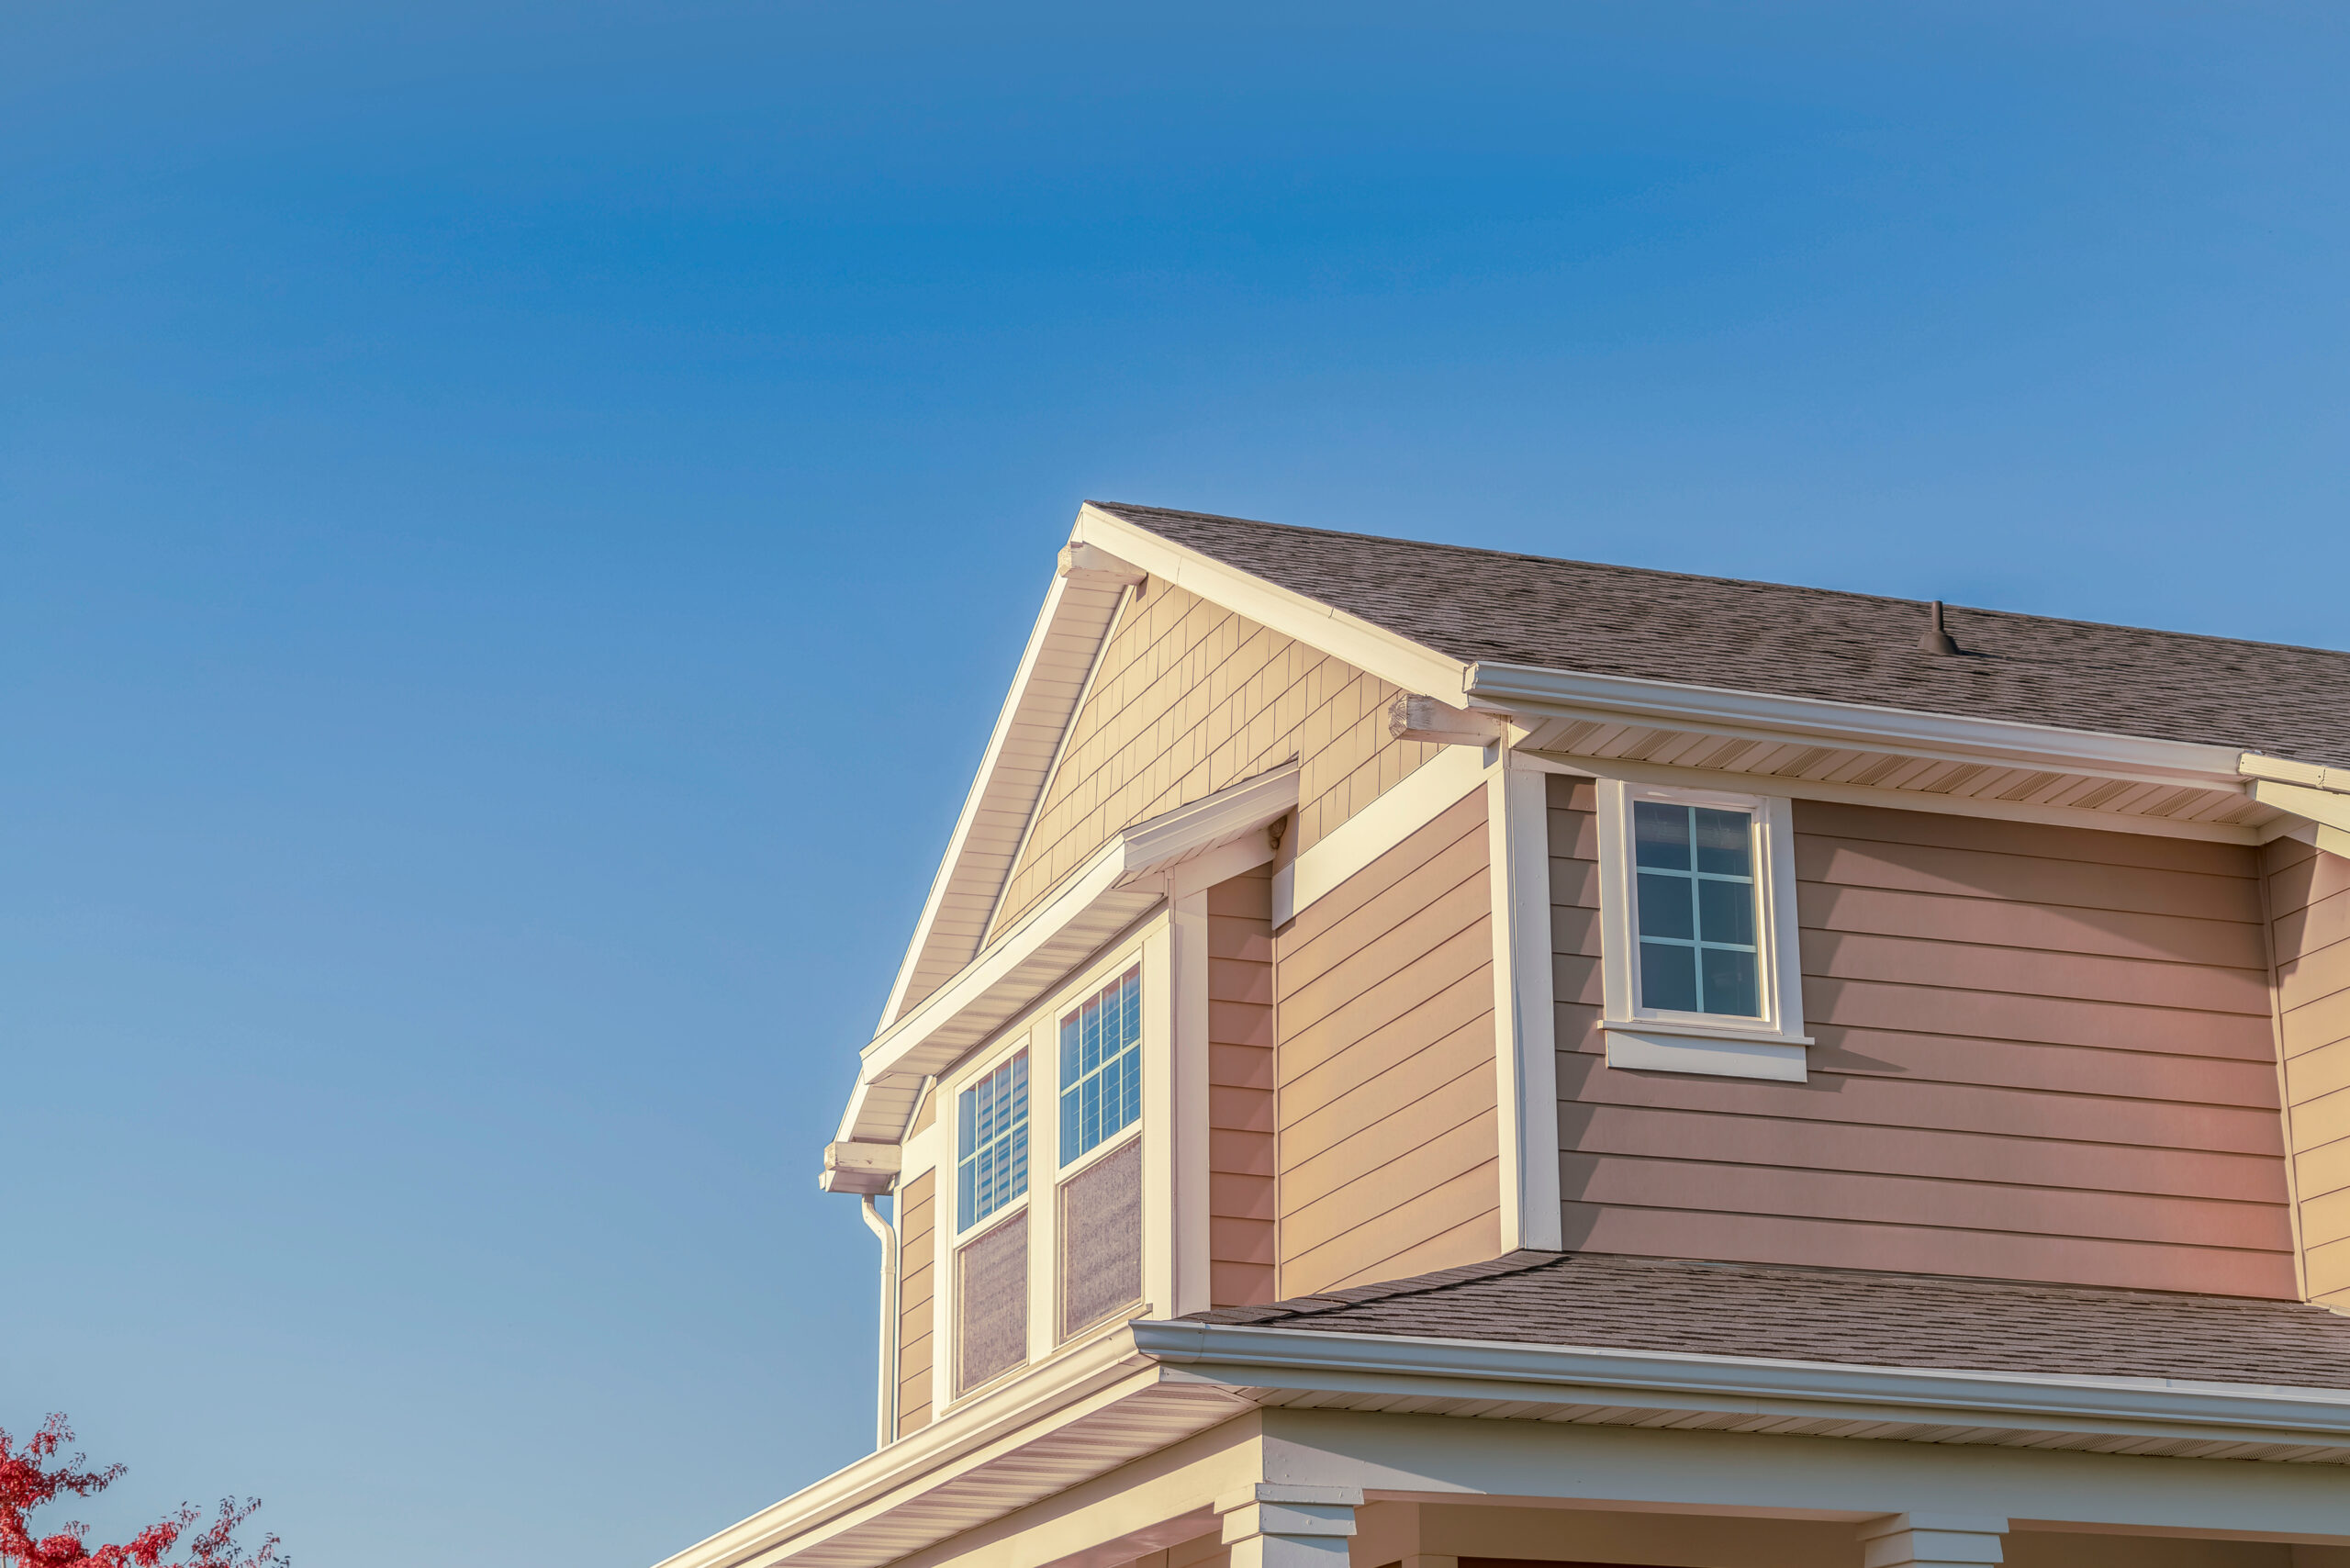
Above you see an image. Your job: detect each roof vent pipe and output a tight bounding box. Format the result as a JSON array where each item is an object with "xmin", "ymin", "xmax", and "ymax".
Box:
[{"xmin": 1919, "ymin": 600, "xmax": 1962, "ymax": 656}]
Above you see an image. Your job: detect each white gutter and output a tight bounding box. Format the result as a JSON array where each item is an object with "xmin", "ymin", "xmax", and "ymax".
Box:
[
  {"xmin": 858, "ymin": 1195, "xmax": 900, "ymax": 1451},
  {"xmin": 1130, "ymin": 1319, "xmax": 2350, "ymax": 1449},
  {"xmin": 1463, "ymin": 661, "xmax": 2249, "ymax": 788}
]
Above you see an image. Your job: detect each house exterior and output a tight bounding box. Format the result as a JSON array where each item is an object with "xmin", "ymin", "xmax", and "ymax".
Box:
[{"xmin": 657, "ymin": 504, "xmax": 2350, "ymax": 1568}]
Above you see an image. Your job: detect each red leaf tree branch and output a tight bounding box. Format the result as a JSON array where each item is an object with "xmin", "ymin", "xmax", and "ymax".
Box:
[{"xmin": 0, "ymin": 1416, "xmax": 285, "ymax": 1568}]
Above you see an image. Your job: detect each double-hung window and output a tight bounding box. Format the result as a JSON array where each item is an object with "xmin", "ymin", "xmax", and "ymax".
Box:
[
  {"xmin": 1596, "ymin": 779, "xmax": 1807, "ymax": 1081},
  {"xmin": 954, "ymin": 1049, "xmax": 1031, "ymax": 1394}
]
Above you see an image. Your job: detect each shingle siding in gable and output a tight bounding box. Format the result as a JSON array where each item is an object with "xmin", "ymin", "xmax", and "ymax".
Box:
[
  {"xmin": 986, "ymin": 580, "xmax": 1441, "ymax": 942},
  {"xmin": 1550, "ymin": 775, "xmax": 2297, "ymax": 1298}
]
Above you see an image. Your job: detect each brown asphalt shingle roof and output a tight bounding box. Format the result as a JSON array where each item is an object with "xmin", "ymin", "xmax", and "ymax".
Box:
[
  {"xmin": 1092, "ymin": 502, "xmax": 2350, "ymax": 769},
  {"xmin": 1189, "ymin": 1250, "xmax": 2350, "ymax": 1392}
]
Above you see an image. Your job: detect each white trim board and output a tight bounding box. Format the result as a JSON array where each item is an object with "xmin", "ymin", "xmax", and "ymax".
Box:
[
  {"xmin": 877, "ymin": 568, "xmax": 1136, "ymax": 1033},
  {"xmin": 1271, "ymin": 745, "xmax": 1490, "ymax": 927},
  {"xmin": 1488, "ymin": 756, "xmax": 1560, "ymax": 1250},
  {"xmin": 1073, "ymin": 504, "xmax": 1468, "ymax": 704}
]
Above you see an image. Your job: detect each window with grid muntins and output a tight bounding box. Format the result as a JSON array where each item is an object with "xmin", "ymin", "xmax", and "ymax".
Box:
[
  {"xmin": 957, "ymin": 1051, "xmax": 1028, "ymax": 1230},
  {"xmin": 1632, "ymin": 801, "xmax": 1761, "ymax": 1017},
  {"xmin": 1059, "ymin": 966, "xmax": 1141, "ymax": 1166}
]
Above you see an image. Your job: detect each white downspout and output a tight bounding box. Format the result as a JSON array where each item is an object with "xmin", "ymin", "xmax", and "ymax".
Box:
[{"xmin": 859, "ymin": 1193, "xmax": 900, "ymax": 1450}]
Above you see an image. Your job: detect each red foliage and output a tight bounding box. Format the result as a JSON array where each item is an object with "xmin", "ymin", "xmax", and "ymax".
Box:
[{"xmin": 0, "ymin": 1416, "xmax": 285, "ymax": 1568}]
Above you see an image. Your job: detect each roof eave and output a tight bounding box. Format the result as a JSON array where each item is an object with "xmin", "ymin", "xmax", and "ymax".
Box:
[
  {"xmin": 1466, "ymin": 659, "xmax": 2251, "ymax": 789},
  {"xmin": 1131, "ymin": 1318, "xmax": 2350, "ymax": 1459}
]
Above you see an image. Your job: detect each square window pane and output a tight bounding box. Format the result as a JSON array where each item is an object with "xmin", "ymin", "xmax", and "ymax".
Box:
[
  {"xmin": 1693, "ymin": 808, "xmax": 1752, "ymax": 877},
  {"xmin": 1701, "ymin": 946, "xmax": 1761, "ymax": 1017},
  {"xmin": 1696, "ymin": 878, "xmax": 1755, "ymax": 946},
  {"xmin": 1633, "ymin": 801, "xmax": 1691, "ymax": 869},
  {"xmin": 1639, "ymin": 939, "xmax": 1699, "ymax": 1012},
  {"xmin": 1637, "ymin": 871, "xmax": 1695, "ymax": 939}
]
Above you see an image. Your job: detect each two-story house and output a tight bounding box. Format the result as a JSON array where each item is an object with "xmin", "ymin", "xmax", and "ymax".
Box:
[{"xmin": 657, "ymin": 504, "xmax": 2350, "ymax": 1568}]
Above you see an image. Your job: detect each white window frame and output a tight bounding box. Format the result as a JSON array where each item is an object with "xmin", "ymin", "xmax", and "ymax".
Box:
[{"xmin": 1595, "ymin": 778, "xmax": 1810, "ymax": 1082}]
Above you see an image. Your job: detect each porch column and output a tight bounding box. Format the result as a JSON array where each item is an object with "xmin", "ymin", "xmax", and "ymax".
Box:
[
  {"xmin": 1216, "ymin": 1484, "xmax": 1361, "ymax": 1568},
  {"xmin": 1857, "ymin": 1515, "xmax": 2009, "ymax": 1568}
]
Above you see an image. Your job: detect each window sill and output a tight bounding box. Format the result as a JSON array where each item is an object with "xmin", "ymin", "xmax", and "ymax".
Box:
[{"xmin": 1604, "ymin": 1026, "xmax": 1809, "ymax": 1082}]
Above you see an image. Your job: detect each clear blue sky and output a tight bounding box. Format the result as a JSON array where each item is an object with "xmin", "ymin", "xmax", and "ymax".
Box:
[{"xmin": 4, "ymin": 4, "xmax": 2345, "ymax": 1564}]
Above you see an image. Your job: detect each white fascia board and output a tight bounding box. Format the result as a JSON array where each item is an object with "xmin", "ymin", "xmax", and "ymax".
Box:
[
  {"xmin": 2243, "ymin": 753, "xmax": 2350, "ymax": 794},
  {"xmin": 1072, "ymin": 504, "xmax": 1469, "ymax": 702},
  {"xmin": 835, "ymin": 766, "xmax": 1303, "ymax": 1152},
  {"xmin": 874, "ymin": 568, "xmax": 1102, "ymax": 1033},
  {"xmin": 649, "ymin": 1331, "xmax": 1182, "ymax": 1568},
  {"xmin": 1464, "ymin": 662, "xmax": 2248, "ymax": 789},
  {"xmin": 1129, "ymin": 1321, "xmax": 2350, "ymax": 1450}
]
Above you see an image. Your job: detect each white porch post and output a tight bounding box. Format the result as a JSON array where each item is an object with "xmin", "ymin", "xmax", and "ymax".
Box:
[
  {"xmin": 1216, "ymin": 1484, "xmax": 1360, "ymax": 1568},
  {"xmin": 1857, "ymin": 1515, "xmax": 2009, "ymax": 1568}
]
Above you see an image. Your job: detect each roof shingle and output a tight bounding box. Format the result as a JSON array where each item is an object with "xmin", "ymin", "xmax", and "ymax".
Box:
[
  {"xmin": 1094, "ymin": 503, "xmax": 2350, "ymax": 768},
  {"xmin": 1191, "ymin": 1250, "xmax": 2350, "ymax": 1391}
]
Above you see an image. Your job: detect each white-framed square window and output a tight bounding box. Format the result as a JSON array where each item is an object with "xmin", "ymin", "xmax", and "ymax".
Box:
[{"xmin": 1595, "ymin": 778, "xmax": 1809, "ymax": 1081}]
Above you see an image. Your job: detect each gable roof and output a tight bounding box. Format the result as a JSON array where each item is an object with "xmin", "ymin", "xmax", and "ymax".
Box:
[
  {"xmin": 1191, "ymin": 1249, "xmax": 2350, "ymax": 1392},
  {"xmin": 1091, "ymin": 502, "xmax": 2350, "ymax": 769}
]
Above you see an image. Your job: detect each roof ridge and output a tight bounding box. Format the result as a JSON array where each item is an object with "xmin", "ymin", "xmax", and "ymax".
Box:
[{"xmin": 1089, "ymin": 499, "xmax": 2350, "ymax": 663}]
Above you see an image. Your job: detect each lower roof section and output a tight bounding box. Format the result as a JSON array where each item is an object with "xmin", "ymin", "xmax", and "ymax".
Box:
[
  {"xmin": 1184, "ymin": 1249, "xmax": 2350, "ymax": 1391},
  {"xmin": 657, "ymin": 1254, "xmax": 2350, "ymax": 1568}
]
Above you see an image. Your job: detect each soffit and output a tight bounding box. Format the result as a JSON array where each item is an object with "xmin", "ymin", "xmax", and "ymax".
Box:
[{"xmin": 1520, "ymin": 714, "xmax": 2279, "ymax": 838}]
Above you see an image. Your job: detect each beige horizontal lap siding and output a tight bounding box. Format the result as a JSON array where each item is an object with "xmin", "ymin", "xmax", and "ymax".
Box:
[
  {"xmin": 1276, "ymin": 789, "xmax": 1499, "ymax": 1297},
  {"xmin": 1551, "ymin": 778, "xmax": 2296, "ymax": 1298},
  {"xmin": 895, "ymin": 1169, "xmax": 935, "ymax": 1438},
  {"xmin": 2265, "ymin": 836, "xmax": 2350, "ymax": 1305},
  {"xmin": 987, "ymin": 581, "xmax": 1441, "ymax": 939},
  {"xmin": 1208, "ymin": 865, "xmax": 1278, "ymax": 1308}
]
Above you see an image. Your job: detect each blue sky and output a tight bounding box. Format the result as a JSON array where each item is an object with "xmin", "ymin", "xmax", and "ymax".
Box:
[{"xmin": 4, "ymin": 4, "xmax": 2346, "ymax": 1564}]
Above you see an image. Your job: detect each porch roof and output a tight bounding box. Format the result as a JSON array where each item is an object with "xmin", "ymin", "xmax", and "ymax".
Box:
[{"xmin": 1189, "ymin": 1249, "xmax": 2350, "ymax": 1392}]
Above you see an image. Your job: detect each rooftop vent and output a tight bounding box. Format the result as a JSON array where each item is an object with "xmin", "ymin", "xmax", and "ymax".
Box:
[{"xmin": 1919, "ymin": 599, "xmax": 1962, "ymax": 656}]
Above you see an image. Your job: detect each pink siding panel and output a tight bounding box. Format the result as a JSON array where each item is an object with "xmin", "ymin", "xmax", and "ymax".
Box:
[{"xmin": 1552, "ymin": 778, "xmax": 2295, "ymax": 1298}]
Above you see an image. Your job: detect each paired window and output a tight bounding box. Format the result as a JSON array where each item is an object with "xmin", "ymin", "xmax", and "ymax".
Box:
[{"xmin": 949, "ymin": 961, "xmax": 1147, "ymax": 1397}]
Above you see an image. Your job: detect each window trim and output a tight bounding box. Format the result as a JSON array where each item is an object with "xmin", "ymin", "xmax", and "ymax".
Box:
[{"xmin": 1595, "ymin": 778, "xmax": 1809, "ymax": 1078}]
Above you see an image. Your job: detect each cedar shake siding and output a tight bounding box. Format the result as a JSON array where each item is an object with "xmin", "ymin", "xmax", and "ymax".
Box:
[
  {"xmin": 1275, "ymin": 789, "xmax": 1499, "ymax": 1297},
  {"xmin": 1207, "ymin": 865, "xmax": 1279, "ymax": 1309},
  {"xmin": 989, "ymin": 580, "xmax": 1443, "ymax": 940},
  {"xmin": 1551, "ymin": 776, "xmax": 2297, "ymax": 1298},
  {"xmin": 2266, "ymin": 837, "xmax": 2350, "ymax": 1305},
  {"xmin": 895, "ymin": 1169, "xmax": 936, "ymax": 1437}
]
